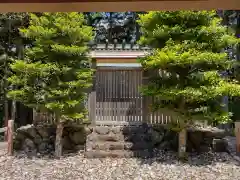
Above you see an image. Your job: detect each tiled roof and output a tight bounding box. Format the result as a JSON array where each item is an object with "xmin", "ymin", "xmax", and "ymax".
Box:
[
  {"xmin": 89, "ymin": 43, "xmax": 151, "ymax": 51},
  {"xmin": 90, "ymin": 44, "xmax": 151, "ymax": 58}
]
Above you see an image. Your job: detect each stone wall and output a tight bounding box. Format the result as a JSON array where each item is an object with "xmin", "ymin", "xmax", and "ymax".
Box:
[
  {"xmin": 14, "ymin": 123, "xmax": 228, "ymax": 157},
  {"xmin": 14, "ymin": 124, "xmax": 91, "ymax": 156},
  {"xmin": 86, "ymin": 124, "xmax": 229, "ymax": 158}
]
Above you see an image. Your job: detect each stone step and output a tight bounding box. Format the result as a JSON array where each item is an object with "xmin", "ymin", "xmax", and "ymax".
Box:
[
  {"xmin": 93, "ymin": 126, "xmax": 149, "ymax": 136},
  {"xmin": 87, "ymin": 134, "xmax": 124, "ymax": 142},
  {"xmin": 87, "ymin": 133, "xmax": 151, "ymax": 142},
  {"xmin": 89, "ymin": 141, "xmax": 151, "ymax": 151},
  {"xmin": 85, "ymin": 150, "xmax": 152, "ymax": 158}
]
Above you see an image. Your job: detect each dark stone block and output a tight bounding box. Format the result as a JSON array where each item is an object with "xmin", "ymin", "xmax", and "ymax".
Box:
[
  {"xmin": 69, "ymin": 131, "xmax": 86, "ymax": 145},
  {"xmin": 124, "ymin": 134, "xmax": 147, "ymax": 142},
  {"xmin": 203, "ymin": 129, "xmax": 226, "ymax": 139},
  {"xmin": 122, "ymin": 125, "xmax": 148, "ymax": 135},
  {"xmin": 124, "ymin": 142, "xmax": 150, "ymax": 150},
  {"xmin": 212, "ymin": 139, "xmax": 227, "ymax": 152},
  {"xmin": 187, "ymin": 130, "xmax": 203, "ymax": 152},
  {"xmin": 150, "ymin": 129, "xmax": 165, "ymax": 144}
]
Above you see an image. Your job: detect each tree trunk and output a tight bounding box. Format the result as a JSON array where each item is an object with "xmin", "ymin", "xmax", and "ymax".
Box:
[
  {"xmin": 4, "ymin": 98, "xmax": 8, "ymax": 141},
  {"xmin": 55, "ymin": 116, "xmax": 63, "ymax": 158},
  {"xmin": 178, "ymin": 128, "xmax": 187, "ymax": 160},
  {"xmin": 11, "ymin": 99, "xmax": 16, "ymax": 121},
  {"xmin": 236, "ymin": 11, "xmax": 240, "ymax": 61},
  {"xmin": 3, "ymin": 54, "xmax": 8, "ymax": 141},
  {"xmin": 178, "ymin": 94, "xmax": 187, "ymax": 159}
]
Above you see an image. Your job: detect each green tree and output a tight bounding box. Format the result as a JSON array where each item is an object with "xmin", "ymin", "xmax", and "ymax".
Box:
[
  {"xmin": 0, "ymin": 13, "xmax": 28, "ymax": 133},
  {"xmin": 7, "ymin": 13, "xmax": 94, "ymax": 157},
  {"xmin": 138, "ymin": 11, "xmax": 240, "ymax": 157}
]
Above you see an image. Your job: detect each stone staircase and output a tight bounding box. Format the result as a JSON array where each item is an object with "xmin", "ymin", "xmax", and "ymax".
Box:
[{"xmin": 85, "ymin": 125, "xmax": 154, "ymax": 158}]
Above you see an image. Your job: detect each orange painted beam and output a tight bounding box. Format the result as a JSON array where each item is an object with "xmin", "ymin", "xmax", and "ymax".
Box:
[{"xmin": 0, "ymin": 0, "xmax": 239, "ymax": 12}]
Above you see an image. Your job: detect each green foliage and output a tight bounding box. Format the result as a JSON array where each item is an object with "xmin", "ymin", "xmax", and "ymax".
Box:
[
  {"xmin": 138, "ymin": 11, "xmax": 240, "ymax": 126},
  {"xmin": 7, "ymin": 13, "xmax": 94, "ymax": 122},
  {"xmin": 0, "ymin": 13, "xmax": 29, "ymax": 125}
]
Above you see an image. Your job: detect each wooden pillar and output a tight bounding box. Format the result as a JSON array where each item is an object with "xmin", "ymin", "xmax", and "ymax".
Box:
[
  {"xmin": 142, "ymin": 70, "xmax": 149, "ymax": 123},
  {"xmin": 89, "ymin": 58, "xmax": 96, "ymax": 125},
  {"xmin": 7, "ymin": 120, "xmax": 14, "ymax": 156},
  {"xmin": 235, "ymin": 121, "xmax": 240, "ymax": 152}
]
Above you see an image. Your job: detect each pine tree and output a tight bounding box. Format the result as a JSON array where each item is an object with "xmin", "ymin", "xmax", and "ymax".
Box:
[
  {"xmin": 7, "ymin": 13, "xmax": 94, "ymax": 157},
  {"xmin": 0, "ymin": 13, "xmax": 28, "ymax": 137},
  {"xmin": 138, "ymin": 11, "xmax": 240, "ymax": 158}
]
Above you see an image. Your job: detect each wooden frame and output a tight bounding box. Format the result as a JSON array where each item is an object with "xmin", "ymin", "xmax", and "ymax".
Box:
[
  {"xmin": 0, "ymin": 0, "xmax": 239, "ymax": 12},
  {"xmin": 0, "ymin": 119, "xmax": 14, "ymax": 156},
  {"xmin": 96, "ymin": 58, "xmax": 138, "ymax": 64},
  {"xmin": 235, "ymin": 122, "xmax": 240, "ymax": 153}
]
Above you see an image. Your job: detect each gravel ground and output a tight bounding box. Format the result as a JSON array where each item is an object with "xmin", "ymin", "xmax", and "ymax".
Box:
[{"xmin": 0, "ymin": 150, "xmax": 239, "ymax": 180}]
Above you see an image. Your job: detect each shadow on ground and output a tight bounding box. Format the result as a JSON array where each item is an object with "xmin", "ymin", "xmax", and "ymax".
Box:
[{"xmin": 121, "ymin": 123, "xmax": 240, "ymax": 167}]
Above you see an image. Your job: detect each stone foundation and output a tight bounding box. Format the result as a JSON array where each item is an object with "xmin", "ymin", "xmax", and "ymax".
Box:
[
  {"xmin": 14, "ymin": 124, "xmax": 90, "ymax": 156},
  {"xmin": 13, "ymin": 123, "xmax": 228, "ymax": 157}
]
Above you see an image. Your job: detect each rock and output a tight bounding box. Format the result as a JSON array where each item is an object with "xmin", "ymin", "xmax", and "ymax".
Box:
[
  {"xmin": 23, "ymin": 138, "xmax": 35, "ymax": 149},
  {"xmin": 95, "ymin": 127, "xmax": 110, "ymax": 135},
  {"xmin": 125, "ymin": 134, "xmax": 147, "ymax": 142},
  {"xmin": 93, "ymin": 142, "xmax": 124, "ymax": 150},
  {"xmin": 124, "ymin": 142, "xmax": 149, "ymax": 150},
  {"xmin": 17, "ymin": 124, "xmax": 36, "ymax": 138},
  {"xmin": 35, "ymin": 126, "xmax": 50, "ymax": 138},
  {"xmin": 38, "ymin": 142, "xmax": 49, "ymax": 154},
  {"xmin": 169, "ymin": 135, "xmax": 178, "ymax": 151},
  {"xmin": 85, "ymin": 126, "xmax": 93, "ymax": 135},
  {"xmin": 14, "ymin": 132, "xmax": 25, "ymax": 142},
  {"xmin": 69, "ymin": 131, "xmax": 86, "ymax": 145},
  {"xmin": 14, "ymin": 124, "xmax": 89, "ymax": 155},
  {"xmin": 33, "ymin": 134, "xmax": 42, "ymax": 145},
  {"xmin": 85, "ymin": 150, "xmax": 151, "ymax": 158},
  {"xmin": 160, "ymin": 130, "xmax": 178, "ymax": 151},
  {"xmin": 17, "ymin": 124, "xmax": 33, "ymax": 132},
  {"xmin": 75, "ymin": 145, "xmax": 85, "ymax": 151},
  {"xmin": 63, "ymin": 136, "xmax": 74, "ymax": 150},
  {"xmin": 111, "ymin": 127, "xmax": 122, "ymax": 134},
  {"xmin": 158, "ymin": 141, "xmax": 171, "ymax": 150},
  {"xmin": 47, "ymin": 144, "xmax": 54, "ymax": 152},
  {"xmin": 150, "ymin": 130, "xmax": 164, "ymax": 144},
  {"xmin": 199, "ymin": 145, "xmax": 211, "ymax": 152},
  {"xmin": 27, "ymin": 149, "xmax": 37, "ymax": 156},
  {"xmin": 122, "ymin": 126, "xmax": 148, "ymax": 135},
  {"xmin": 152, "ymin": 126, "xmax": 165, "ymax": 133},
  {"xmin": 47, "ymin": 126, "xmax": 56, "ymax": 136},
  {"xmin": 204, "ymin": 129, "xmax": 226, "ymax": 139},
  {"xmin": 88, "ymin": 134, "xmax": 123, "ymax": 142},
  {"xmin": 13, "ymin": 140, "xmax": 22, "ymax": 150},
  {"xmin": 188, "ymin": 130, "xmax": 203, "ymax": 152},
  {"xmin": 22, "ymin": 138, "xmax": 37, "ymax": 156},
  {"xmin": 213, "ymin": 139, "xmax": 227, "ymax": 152}
]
